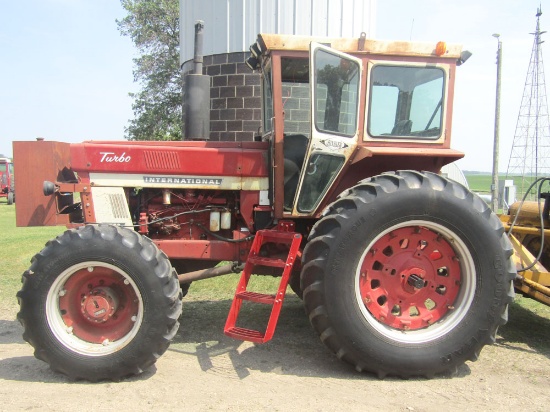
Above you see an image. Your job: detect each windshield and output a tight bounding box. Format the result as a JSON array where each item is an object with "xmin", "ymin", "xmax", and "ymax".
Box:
[{"xmin": 368, "ymin": 65, "xmax": 445, "ymax": 139}]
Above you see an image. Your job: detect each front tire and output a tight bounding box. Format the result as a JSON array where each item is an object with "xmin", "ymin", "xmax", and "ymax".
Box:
[
  {"xmin": 7, "ymin": 192, "xmax": 13, "ymax": 205},
  {"xmin": 301, "ymin": 171, "xmax": 515, "ymax": 378},
  {"xmin": 17, "ymin": 225, "xmax": 182, "ymax": 381}
]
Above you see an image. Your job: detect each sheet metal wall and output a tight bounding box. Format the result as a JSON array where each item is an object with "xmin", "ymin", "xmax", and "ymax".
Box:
[{"xmin": 180, "ymin": 0, "xmax": 376, "ymax": 64}]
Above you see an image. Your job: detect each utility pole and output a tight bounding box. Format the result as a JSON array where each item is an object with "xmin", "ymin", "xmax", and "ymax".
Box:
[{"xmin": 491, "ymin": 33, "xmax": 502, "ymax": 212}]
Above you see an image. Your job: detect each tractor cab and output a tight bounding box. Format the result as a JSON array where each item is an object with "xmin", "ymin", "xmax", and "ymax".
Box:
[{"xmin": 251, "ymin": 34, "xmax": 468, "ymax": 218}]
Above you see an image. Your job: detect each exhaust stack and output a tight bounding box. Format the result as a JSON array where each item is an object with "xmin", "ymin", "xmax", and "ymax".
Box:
[{"xmin": 183, "ymin": 20, "xmax": 210, "ymax": 140}]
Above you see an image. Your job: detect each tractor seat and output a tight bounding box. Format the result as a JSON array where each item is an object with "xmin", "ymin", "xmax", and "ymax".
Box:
[{"xmin": 391, "ymin": 120, "xmax": 412, "ymax": 136}]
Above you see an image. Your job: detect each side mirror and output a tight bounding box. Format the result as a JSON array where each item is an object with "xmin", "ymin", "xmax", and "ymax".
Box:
[{"xmin": 457, "ymin": 50, "xmax": 472, "ymax": 66}]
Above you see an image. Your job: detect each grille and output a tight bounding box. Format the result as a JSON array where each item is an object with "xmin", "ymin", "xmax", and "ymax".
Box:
[
  {"xmin": 144, "ymin": 151, "xmax": 181, "ymax": 170},
  {"xmin": 108, "ymin": 193, "xmax": 129, "ymax": 219}
]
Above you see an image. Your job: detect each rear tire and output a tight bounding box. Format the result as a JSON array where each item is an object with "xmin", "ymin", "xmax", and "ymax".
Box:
[
  {"xmin": 17, "ymin": 225, "xmax": 182, "ymax": 381},
  {"xmin": 288, "ymin": 270, "xmax": 303, "ymax": 299},
  {"xmin": 301, "ymin": 171, "xmax": 515, "ymax": 378},
  {"xmin": 7, "ymin": 192, "xmax": 13, "ymax": 205}
]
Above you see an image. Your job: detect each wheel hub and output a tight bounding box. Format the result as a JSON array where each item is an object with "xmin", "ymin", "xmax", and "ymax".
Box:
[
  {"xmin": 358, "ymin": 226, "xmax": 462, "ymax": 331},
  {"xmin": 56, "ymin": 265, "xmax": 140, "ymax": 344},
  {"xmin": 404, "ymin": 269, "xmax": 426, "ymax": 290},
  {"xmin": 81, "ymin": 288, "xmax": 119, "ymax": 323}
]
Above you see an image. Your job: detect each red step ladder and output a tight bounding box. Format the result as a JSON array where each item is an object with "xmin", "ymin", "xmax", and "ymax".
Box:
[{"xmin": 224, "ymin": 227, "xmax": 302, "ymax": 343}]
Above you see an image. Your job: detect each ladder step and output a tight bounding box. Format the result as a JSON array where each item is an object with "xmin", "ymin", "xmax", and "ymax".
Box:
[
  {"xmin": 259, "ymin": 231, "xmax": 299, "ymax": 244},
  {"xmin": 248, "ymin": 255, "xmax": 287, "ymax": 268},
  {"xmin": 225, "ymin": 326, "xmax": 265, "ymax": 343},
  {"xmin": 236, "ymin": 291, "xmax": 276, "ymax": 304}
]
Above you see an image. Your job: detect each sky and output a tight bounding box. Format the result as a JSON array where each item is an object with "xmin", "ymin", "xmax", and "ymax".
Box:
[
  {"xmin": 0, "ymin": 0, "xmax": 548, "ymax": 172},
  {"xmin": 0, "ymin": 0, "xmax": 135, "ymax": 157}
]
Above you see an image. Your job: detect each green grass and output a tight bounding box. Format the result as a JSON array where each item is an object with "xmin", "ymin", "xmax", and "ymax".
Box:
[
  {"xmin": 186, "ymin": 272, "xmax": 281, "ymax": 301},
  {"xmin": 0, "ymin": 198, "xmax": 63, "ymax": 313},
  {"xmin": 465, "ymin": 173, "xmax": 525, "ymax": 193},
  {"xmin": 465, "ymin": 173, "xmax": 548, "ymax": 200},
  {"xmin": 464, "ymin": 173, "xmax": 493, "ymax": 193}
]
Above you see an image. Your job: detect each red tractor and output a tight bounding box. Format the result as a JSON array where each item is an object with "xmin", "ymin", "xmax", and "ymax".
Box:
[
  {"xmin": 0, "ymin": 157, "xmax": 14, "ymax": 205},
  {"xmin": 13, "ymin": 33, "xmax": 515, "ymax": 381}
]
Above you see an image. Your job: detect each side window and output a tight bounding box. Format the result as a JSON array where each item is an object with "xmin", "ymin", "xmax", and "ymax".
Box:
[
  {"xmin": 314, "ymin": 49, "xmax": 360, "ymax": 137},
  {"xmin": 262, "ymin": 68, "xmax": 273, "ymax": 133},
  {"xmin": 281, "ymin": 57, "xmax": 310, "ymax": 137},
  {"xmin": 368, "ymin": 65, "xmax": 445, "ymax": 139}
]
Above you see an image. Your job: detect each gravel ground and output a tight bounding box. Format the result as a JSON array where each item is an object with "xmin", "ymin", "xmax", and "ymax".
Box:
[{"xmin": 1, "ymin": 296, "xmax": 549, "ymax": 412}]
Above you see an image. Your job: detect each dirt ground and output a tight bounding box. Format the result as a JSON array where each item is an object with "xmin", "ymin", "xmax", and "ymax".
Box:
[{"xmin": 1, "ymin": 296, "xmax": 549, "ymax": 412}]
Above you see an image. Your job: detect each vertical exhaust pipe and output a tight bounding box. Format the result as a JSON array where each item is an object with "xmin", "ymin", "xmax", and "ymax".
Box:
[
  {"xmin": 183, "ymin": 20, "xmax": 210, "ymax": 140},
  {"xmin": 193, "ymin": 20, "xmax": 204, "ymax": 75}
]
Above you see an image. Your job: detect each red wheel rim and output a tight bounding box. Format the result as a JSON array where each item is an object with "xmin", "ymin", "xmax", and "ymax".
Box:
[
  {"xmin": 58, "ymin": 266, "xmax": 140, "ymax": 344},
  {"xmin": 358, "ymin": 226, "xmax": 462, "ymax": 330}
]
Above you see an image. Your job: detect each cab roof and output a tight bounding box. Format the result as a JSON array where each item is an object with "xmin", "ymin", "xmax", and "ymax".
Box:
[{"xmin": 257, "ymin": 33, "xmax": 463, "ymax": 60}]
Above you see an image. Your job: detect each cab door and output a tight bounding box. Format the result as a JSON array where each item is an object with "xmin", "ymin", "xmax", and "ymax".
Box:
[{"xmin": 290, "ymin": 43, "xmax": 362, "ymax": 215}]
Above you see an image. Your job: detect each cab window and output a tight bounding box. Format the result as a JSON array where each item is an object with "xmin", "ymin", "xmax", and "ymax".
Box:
[
  {"xmin": 262, "ymin": 67, "xmax": 273, "ymax": 133},
  {"xmin": 368, "ymin": 65, "xmax": 445, "ymax": 139},
  {"xmin": 314, "ymin": 49, "xmax": 360, "ymax": 137}
]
